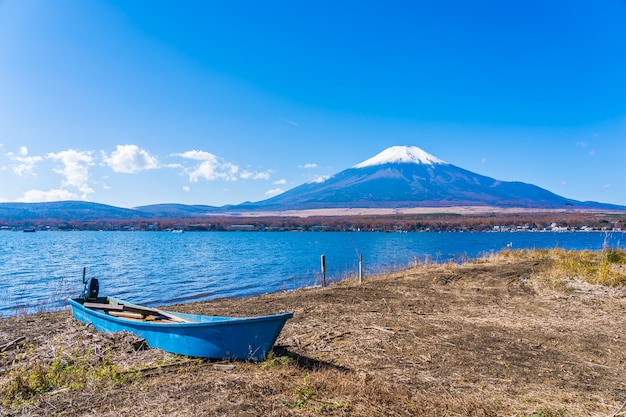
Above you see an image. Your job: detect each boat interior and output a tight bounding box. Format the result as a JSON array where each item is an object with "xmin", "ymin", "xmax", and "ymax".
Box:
[{"xmin": 76, "ymin": 297, "xmax": 190, "ymax": 323}]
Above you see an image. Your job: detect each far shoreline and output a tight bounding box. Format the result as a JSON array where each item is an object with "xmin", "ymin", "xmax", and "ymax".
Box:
[{"xmin": 3, "ymin": 206, "xmax": 626, "ymax": 232}]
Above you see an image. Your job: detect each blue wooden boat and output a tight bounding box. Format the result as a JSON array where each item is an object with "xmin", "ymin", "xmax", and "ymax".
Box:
[{"xmin": 68, "ymin": 296, "xmax": 293, "ymax": 361}]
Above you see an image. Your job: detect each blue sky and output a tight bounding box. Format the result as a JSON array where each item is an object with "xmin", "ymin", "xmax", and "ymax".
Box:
[{"xmin": 1, "ymin": 0, "xmax": 625, "ymax": 208}]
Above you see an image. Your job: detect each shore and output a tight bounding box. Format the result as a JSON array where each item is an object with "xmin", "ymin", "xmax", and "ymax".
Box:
[{"xmin": 1, "ymin": 250, "xmax": 625, "ymax": 416}]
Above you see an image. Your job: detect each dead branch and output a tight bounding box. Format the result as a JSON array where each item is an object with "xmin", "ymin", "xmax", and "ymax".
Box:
[{"xmin": 0, "ymin": 336, "xmax": 26, "ymax": 352}]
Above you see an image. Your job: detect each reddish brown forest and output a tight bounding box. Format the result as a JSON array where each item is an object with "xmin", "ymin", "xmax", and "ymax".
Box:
[{"xmin": 6, "ymin": 211, "xmax": 625, "ymax": 232}]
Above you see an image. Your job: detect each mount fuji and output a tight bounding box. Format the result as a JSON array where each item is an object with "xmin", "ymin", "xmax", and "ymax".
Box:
[{"xmin": 237, "ymin": 145, "xmax": 622, "ymax": 211}]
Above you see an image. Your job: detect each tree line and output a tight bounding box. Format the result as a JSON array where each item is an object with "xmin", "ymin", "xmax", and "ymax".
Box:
[{"xmin": 6, "ymin": 211, "xmax": 625, "ymax": 232}]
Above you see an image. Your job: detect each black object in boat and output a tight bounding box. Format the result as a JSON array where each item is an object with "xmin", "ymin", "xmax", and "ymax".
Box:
[{"xmin": 82, "ymin": 267, "xmax": 99, "ymax": 300}]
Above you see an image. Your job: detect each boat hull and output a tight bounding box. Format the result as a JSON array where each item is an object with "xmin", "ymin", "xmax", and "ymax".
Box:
[{"xmin": 68, "ymin": 297, "xmax": 293, "ymax": 360}]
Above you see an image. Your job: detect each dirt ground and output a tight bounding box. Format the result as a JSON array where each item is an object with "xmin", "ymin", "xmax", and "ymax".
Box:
[{"xmin": 1, "ymin": 252, "xmax": 625, "ymax": 416}]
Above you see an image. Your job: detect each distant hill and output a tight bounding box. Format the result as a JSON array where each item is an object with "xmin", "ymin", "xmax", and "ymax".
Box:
[
  {"xmin": 133, "ymin": 204, "xmax": 218, "ymax": 218},
  {"xmin": 0, "ymin": 146, "xmax": 624, "ymax": 223},
  {"xmin": 0, "ymin": 202, "xmax": 223, "ymax": 224},
  {"xmin": 0, "ymin": 201, "xmax": 147, "ymax": 222}
]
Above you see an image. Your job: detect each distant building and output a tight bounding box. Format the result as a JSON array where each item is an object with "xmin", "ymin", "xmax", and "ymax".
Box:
[{"xmin": 229, "ymin": 225, "xmax": 255, "ymax": 231}]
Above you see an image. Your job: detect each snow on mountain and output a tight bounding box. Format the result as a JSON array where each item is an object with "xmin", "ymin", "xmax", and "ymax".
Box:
[{"xmin": 353, "ymin": 145, "xmax": 448, "ymax": 168}]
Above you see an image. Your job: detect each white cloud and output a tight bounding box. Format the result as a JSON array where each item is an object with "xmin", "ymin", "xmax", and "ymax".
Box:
[
  {"xmin": 174, "ymin": 150, "xmax": 272, "ymax": 182},
  {"xmin": 102, "ymin": 145, "xmax": 159, "ymax": 173},
  {"xmin": 192, "ymin": 161, "xmax": 238, "ymax": 182},
  {"xmin": 46, "ymin": 149, "xmax": 94, "ymax": 197},
  {"xmin": 176, "ymin": 150, "xmax": 216, "ymax": 161},
  {"xmin": 265, "ymin": 188, "xmax": 284, "ymax": 197},
  {"xmin": 240, "ymin": 170, "xmax": 271, "ymax": 180},
  {"xmin": 300, "ymin": 163, "xmax": 317, "ymax": 169},
  {"xmin": 182, "ymin": 186, "xmax": 190, "ymax": 192},
  {"xmin": 6, "ymin": 147, "xmax": 95, "ymax": 202},
  {"xmin": 481, "ymin": 157, "xmax": 487, "ymax": 164},
  {"xmin": 7, "ymin": 146, "xmax": 43, "ymax": 177},
  {"xmin": 239, "ymin": 171, "xmax": 253, "ymax": 179},
  {"xmin": 174, "ymin": 150, "xmax": 237, "ymax": 182},
  {"xmin": 17, "ymin": 188, "xmax": 79, "ymax": 202},
  {"xmin": 602, "ymin": 183, "xmax": 610, "ymax": 189},
  {"xmin": 308, "ymin": 175, "xmax": 330, "ymax": 184},
  {"xmin": 273, "ymin": 179, "xmax": 286, "ymax": 185}
]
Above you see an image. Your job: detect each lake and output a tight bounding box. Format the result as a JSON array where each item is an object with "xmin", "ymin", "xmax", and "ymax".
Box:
[{"xmin": 1, "ymin": 230, "xmax": 624, "ymax": 317}]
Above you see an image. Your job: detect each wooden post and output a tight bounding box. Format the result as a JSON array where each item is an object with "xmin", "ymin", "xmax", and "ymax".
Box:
[
  {"xmin": 359, "ymin": 253, "xmax": 363, "ymax": 284},
  {"xmin": 321, "ymin": 254, "xmax": 326, "ymax": 287}
]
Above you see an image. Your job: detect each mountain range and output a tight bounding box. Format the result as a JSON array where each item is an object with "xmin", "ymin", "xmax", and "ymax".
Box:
[{"xmin": 1, "ymin": 145, "xmax": 624, "ymax": 223}]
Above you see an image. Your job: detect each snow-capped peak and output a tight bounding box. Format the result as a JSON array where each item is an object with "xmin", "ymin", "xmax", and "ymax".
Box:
[{"xmin": 353, "ymin": 146, "xmax": 447, "ymax": 168}]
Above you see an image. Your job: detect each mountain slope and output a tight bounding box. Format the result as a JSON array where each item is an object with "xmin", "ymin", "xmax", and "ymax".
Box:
[
  {"xmin": 133, "ymin": 203, "xmax": 218, "ymax": 218},
  {"xmin": 246, "ymin": 146, "xmax": 621, "ymax": 210}
]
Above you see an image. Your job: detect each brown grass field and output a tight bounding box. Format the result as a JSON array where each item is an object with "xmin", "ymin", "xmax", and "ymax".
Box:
[
  {"xmin": 1, "ymin": 249, "xmax": 625, "ymax": 416},
  {"xmin": 222, "ymin": 206, "xmax": 626, "ymax": 217}
]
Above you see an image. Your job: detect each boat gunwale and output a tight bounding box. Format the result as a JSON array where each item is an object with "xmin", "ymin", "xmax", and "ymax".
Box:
[{"xmin": 68, "ymin": 297, "xmax": 294, "ymax": 328}]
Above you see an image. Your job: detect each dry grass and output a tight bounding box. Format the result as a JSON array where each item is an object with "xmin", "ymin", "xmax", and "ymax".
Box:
[
  {"xmin": 1, "ymin": 249, "xmax": 625, "ymax": 416},
  {"xmin": 491, "ymin": 247, "xmax": 626, "ymax": 286}
]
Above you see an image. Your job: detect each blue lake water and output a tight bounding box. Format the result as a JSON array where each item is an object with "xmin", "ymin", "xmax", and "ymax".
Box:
[{"xmin": 1, "ymin": 230, "xmax": 624, "ymax": 317}]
